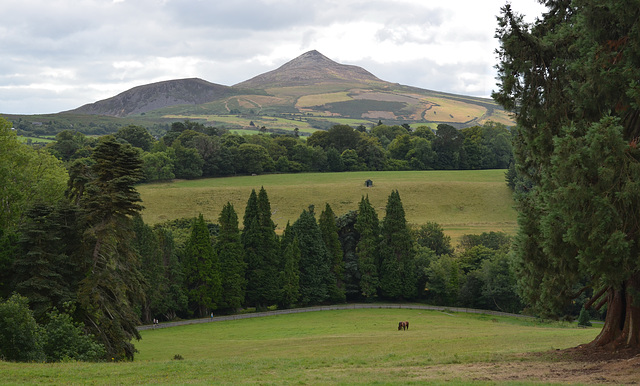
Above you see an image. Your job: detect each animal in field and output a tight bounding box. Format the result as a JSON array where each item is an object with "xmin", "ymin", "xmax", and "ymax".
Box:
[{"xmin": 398, "ymin": 321, "xmax": 409, "ymax": 330}]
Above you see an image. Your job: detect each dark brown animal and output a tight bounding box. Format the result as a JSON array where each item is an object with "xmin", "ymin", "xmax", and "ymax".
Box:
[{"xmin": 398, "ymin": 321, "xmax": 409, "ymax": 330}]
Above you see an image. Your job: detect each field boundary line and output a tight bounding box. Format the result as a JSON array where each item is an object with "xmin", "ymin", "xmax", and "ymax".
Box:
[{"xmin": 138, "ymin": 303, "xmax": 533, "ymax": 331}]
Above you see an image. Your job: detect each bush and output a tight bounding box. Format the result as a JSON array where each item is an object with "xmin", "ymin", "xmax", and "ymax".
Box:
[
  {"xmin": 0, "ymin": 294, "xmax": 43, "ymax": 362},
  {"xmin": 42, "ymin": 307, "xmax": 106, "ymax": 362}
]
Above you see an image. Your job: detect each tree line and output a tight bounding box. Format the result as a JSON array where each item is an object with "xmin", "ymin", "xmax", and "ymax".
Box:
[{"xmin": 44, "ymin": 120, "xmax": 513, "ymax": 182}]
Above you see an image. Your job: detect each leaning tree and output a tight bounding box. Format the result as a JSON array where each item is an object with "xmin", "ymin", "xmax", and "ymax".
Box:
[{"xmin": 494, "ymin": 0, "xmax": 640, "ymax": 349}]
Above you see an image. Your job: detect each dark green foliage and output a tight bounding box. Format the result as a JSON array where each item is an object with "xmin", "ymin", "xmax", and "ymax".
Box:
[
  {"xmin": 0, "ymin": 294, "xmax": 43, "ymax": 362},
  {"xmin": 493, "ymin": 1, "xmax": 640, "ymax": 348},
  {"xmin": 0, "ymin": 229, "xmax": 18, "ymax": 299},
  {"xmin": 378, "ymin": 190, "xmax": 416, "ymax": 300},
  {"xmin": 578, "ymin": 308, "xmax": 592, "ymax": 327},
  {"xmin": 76, "ymin": 136, "xmax": 146, "ymax": 361},
  {"xmin": 242, "ymin": 188, "xmax": 281, "ymax": 309},
  {"xmin": 215, "ymin": 203, "xmax": 246, "ymax": 311},
  {"xmin": 132, "ymin": 215, "xmax": 167, "ymax": 324},
  {"xmin": 458, "ymin": 232, "xmax": 511, "ymax": 253},
  {"xmin": 279, "ymin": 223, "xmax": 300, "ymax": 309},
  {"xmin": 115, "ymin": 125, "xmax": 155, "ymax": 151},
  {"xmin": 433, "ymin": 124, "xmax": 463, "ymax": 169},
  {"xmin": 14, "ymin": 202, "xmax": 81, "ymax": 321},
  {"xmin": 355, "ymin": 196, "xmax": 380, "ymax": 300},
  {"xmin": 480, "ymin": 252, "xmax": 521, "ymax": 313},
  {"xmin": 183, "ymin": 214, "xmax": 222, "ymax": 317},
  {"xmin": 424, "ymin": 255, "xmax": 460, "ymax": 306},
  {"xmin": 170, "ymin": 141, "xmax": 204, "ymax": 179},
  {"xmin": 318, "ymin": 204, "xmax": 346, "ymax": 303},
  {"xmin": 41, "ymin": 307, "xmax": 106, "ymax": 362},
  {"xmin": 336, "ymin": 210, "xmax": 361, "ymax": 301},
  {"xmin": 412, "ymin": 222, "xmax": 454, "ymax": 256},
  {"xmin": 154, "ymin": 226, "xmax": 188, "ymax": 321},
  {"xmin": 292, "ymin": 210, "xmax": 332, "ymax": 306}
]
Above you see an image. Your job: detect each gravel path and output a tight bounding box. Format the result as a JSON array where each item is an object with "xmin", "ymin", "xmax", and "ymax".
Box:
[{"xmin": 138, "ymin": 303, "xmax": 532, "ymax": 331}]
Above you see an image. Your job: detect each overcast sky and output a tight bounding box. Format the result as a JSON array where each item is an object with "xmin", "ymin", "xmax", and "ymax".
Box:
[{"xmin": 0, "ymin": 0, "xmax": 546, "ymax": 115}]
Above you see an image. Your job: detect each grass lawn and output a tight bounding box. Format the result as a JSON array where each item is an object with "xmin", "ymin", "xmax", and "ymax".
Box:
[
  {"xmin": 137, "ymin": 170, "xmax": 517, "ymax": 244},
  {"xmin": 0, "ymin": 309, "xmax": 599, "ymax": 384}
]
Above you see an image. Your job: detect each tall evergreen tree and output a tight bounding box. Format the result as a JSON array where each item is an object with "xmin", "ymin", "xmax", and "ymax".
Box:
[
  {"xmin": 279, "ymin": 222, "xmax": 300, "ymax": 309},
  {"xmin": 242, "ymin": 188, "xmax": 280, "ymax": 309},
  {"xmin": 155, "ymin": 226, "xmax": 188, "ymax": 321},
  {"xmin": 183, "ymin": 214, "xmax": 222, "ymax": 317},
  {"xmin": 13, "ymin": 202, "xmax": 81, "ymax": 321},
  {"xmin": 355, "ymin": 196, "xmax": 380, "ymax": 300},
  {"xmin": 215, "ymin": 203, "xmax": 246, "ymax": 311},
  {"xmin": 379, "ymin": 190, "xmax": 417, "ymax": 300},
  {"xmin": 292, "ymin": 210, "xmax": 331, "ymax": 306},
  {"xmin": 76, "ymin": 136, "xmax": 146, "ymax": 361},
  {"xmin": 132, "ymin": 215, "xmax": 166, "ymax": 324},
  {"xmin": 494, "ymin": 1, "xmax": 640, "ymax": 349},
  {"xmin": 318, "ymin": 203, "xmax": 345, "ymax": 303}
]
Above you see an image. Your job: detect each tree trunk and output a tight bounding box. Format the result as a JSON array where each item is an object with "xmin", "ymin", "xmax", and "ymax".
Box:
[{"xmin": 589, "ymin": 274, "xmax": 640, "ymax": 349}]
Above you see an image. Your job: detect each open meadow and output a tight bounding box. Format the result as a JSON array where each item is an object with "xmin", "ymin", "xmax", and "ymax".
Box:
[
  {"xmin": 137, "ymin": 170, "xmax": 517, "ymax": 243},
  {"xmin": 1, "ymin": 308, "xmax": 615, "ymax": 384}
]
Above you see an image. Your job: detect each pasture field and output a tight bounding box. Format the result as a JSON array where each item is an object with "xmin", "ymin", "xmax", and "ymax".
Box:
[
  {"xmin": 137, "ymin": 170, "xmax": 517, "ymax": 243},
  {"xmin": 0, "ymin": 309, "xmax": 601, "ymax": 384}
]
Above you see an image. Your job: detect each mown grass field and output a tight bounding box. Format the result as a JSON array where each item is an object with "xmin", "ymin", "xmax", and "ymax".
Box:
[
  {"xmin": 137, "ymin": 170, "xmax": 517, "ymax": 243},
  {"xmin": 0, "ymin": 309, "xmax": 599, "ymax": 384}
]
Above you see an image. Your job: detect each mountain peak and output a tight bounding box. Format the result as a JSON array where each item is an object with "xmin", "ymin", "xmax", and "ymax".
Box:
[{"xmin": 234, "ymin": 50, "xmax": 382, "ymax": 89}]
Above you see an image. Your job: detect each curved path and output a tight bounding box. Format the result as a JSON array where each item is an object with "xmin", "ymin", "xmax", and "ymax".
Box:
[{"xmin": 138, "ymin": 303, "xmax": 532, "ymax": 331}]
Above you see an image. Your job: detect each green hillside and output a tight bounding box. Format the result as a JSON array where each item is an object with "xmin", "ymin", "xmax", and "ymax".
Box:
[{"xmin": 138, "ymin": 169, "xmax": 517, "ymax": 243}]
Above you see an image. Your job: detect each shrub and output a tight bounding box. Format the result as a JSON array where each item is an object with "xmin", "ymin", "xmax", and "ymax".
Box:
[
  {"xmin": 0, "ymin": 294, "xmax": 43, "ymax": 362},
  {"xmin": 42, "ymin": 307, "xmax": 106, "ymax": 362}
]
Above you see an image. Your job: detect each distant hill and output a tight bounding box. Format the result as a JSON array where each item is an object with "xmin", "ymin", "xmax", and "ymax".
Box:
[
  {"xmin": 69, "ymin": 78, "xmax": 261, "ymax": 117},
  {"xmin": 235, "ymin": 50, "xmax": 384, "ymax": 88},
  {"xmin": 15, "ymin": 50, "xmax": 513, "ymax": 133}
]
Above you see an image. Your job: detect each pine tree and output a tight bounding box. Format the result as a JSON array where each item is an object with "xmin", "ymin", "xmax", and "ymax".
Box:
[
  {"xmin": 279, "ymin": 223, "xmax": 300, "ymax": 309},
  {"xmin": 215, "ymin": 203, "xmax": 246, "ymax": 311},
  {"xmin": 494, "ymin": 1, "xmax": 640, "ymax": 349},
  {"xmin": 379, "ymin": 190, "xmax": 417, "ymax": 300},
  {"xmin": 13, "ymin": 202, "xmax": 81, "ymax": 321},
  {"xmin": 242, "ymin": 188, "xmax": 280, "ymax": 309},
  {"xmin": 76, "ymin": 136, "xmax": 146, "ymax": 361},
  {"xmin": 292, "ymin": 210, "xmax": 331, "ymax": 306},
  {"xmin": 355, "ymin": 196, "xmax": 380, "ymax": 300},
  {"xmin": 183, "ymin": 214, "xmax": 222, "ymax": 317},
  {"xmin": 318, "ymin": 203, "xmax": 345, "ymax": 303},
  {"xmin": 132, "ymin": 215, "xmax": 166, "ymax": 324},
  {"xmin": 256, "ymin": 187, "xmax": 281, "ymax": 307}
]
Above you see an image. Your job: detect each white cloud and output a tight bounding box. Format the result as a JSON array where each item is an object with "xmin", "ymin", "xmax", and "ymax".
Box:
[{"xmin": 0, "ymin": 0, "xmax": 547, "ymax": 114}]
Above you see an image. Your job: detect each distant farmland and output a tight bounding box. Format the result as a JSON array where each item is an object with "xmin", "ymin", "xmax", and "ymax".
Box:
[{"xmin": 137, "ymin": 170, "xmax": 517, "ymax": 242}]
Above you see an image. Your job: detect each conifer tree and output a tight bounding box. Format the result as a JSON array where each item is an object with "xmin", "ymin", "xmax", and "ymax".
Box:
[
  {"xmin": 355, "ymin": 196, "xmax": 380, "ymax": 300},
  {"xmin": 379, "ymin": 190, "xmax": 417, "ymax": 300},
  {"xmin": 292, "ymin": 210, "xmax": 331, "ymax": 306},
  {"xmin": 76, "ymin": 136, "xmax": 146, "ymax": 361},
  {"xmin": 183, "ymin": 214, "xmax": 222, "ymax": 317},
  {"xmin": 279, "ymin": 222, "xmax": 300, "ymax": 309},
  {"xmin": 13, "ymin": 202, "xmax": 81, "ymax": 321},
  {"xmin": 215, "ymin": 202, "xmax": 246, "ymax": 311},
  {"xmin": 494, "ymin": 1, "xmax": 640, "ymax": 349},
  {"xmin": 132, "ymin": 215, "xmax": 166, "ymax": 324},
  {"xmin": 242, "ymin": 188, "xmax": 280, "ymax": 309},
  {"xmin": 318, "ymin": 203, "xmax": 346, "ymax": 303}
]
